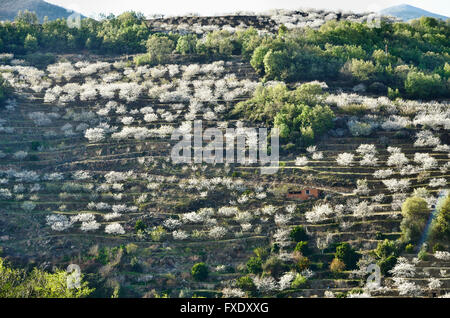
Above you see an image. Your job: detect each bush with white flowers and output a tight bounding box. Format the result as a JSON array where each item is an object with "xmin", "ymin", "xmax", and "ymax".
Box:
[
  {"xmin": 105, "ymin": 223, "xmax": 125, "ymax": 235},
  {"xmin": 336, "ymin": 153, "xmax": 354, "ymax": 166}
]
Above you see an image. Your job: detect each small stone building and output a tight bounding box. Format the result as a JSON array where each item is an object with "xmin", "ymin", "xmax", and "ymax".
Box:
[{"xmin": 286, "ymin": 188, "xmax": 320, "ymax": 200}]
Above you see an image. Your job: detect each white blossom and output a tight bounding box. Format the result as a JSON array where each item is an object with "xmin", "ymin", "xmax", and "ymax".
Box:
[
  {"xmin": 336, "ymin": 153, "xmax": 354, "ymax": 166},
  {"xmin": 105, "ymin": 223, "xmax": 125, "ymax": 235}
]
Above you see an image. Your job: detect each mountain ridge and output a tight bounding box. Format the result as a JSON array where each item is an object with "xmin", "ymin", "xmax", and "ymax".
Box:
[
  {"xmin": 0, "ymin": 0, "xmax": 84, "ymax": 23},
  {"xmin": 379, "ymin": 4, "xmax": 448, "ymax": 21}
]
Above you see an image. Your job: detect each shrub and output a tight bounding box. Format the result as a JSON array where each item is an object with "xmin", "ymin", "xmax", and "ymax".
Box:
[
  {"xmin": 330, "ymin": 258, "xmax": 346, "ymax": 273},
  {"xmin": 372, "ymin": 49, "xmax": 397, "ymax": 66},
  {"xmin": 418, "ymin": 249, "xmax": 430, "ymax": 261},
  {"xmin": 253, "ymin": 247, "xmax": 269, "ymax": 260},
  {"xmin": 401, "ymin": 196, "xmax": 430, "ymax": 243},
  {"xmin": 294, "ymin": 241, "xmax": 310, "ymax": 255},
  {"xmin": 134, "ymin": 54, "xmax": 153, "ymax": 66},
  {"xmin": 262, "ymin": 256, "xmax": 289, "ymax": 278},
  {"xmin": 24, "ymin": 52, "xmax": 56, "ymax": 68},
  {"xmin": 176, "ymin": 34, "xmax": 198, "ymax": 55},
  {"xmin": 335, "ymin": 242, "xmax": 359, "ymax": 270},
  {"xmin": 143, "ymin": 35, "xmax": 175, "ymax": 65},
  {"xmin": 0, "ymin": 257, "xmax": 93, "ymax": 297},
  {"xmin": 191, "ymin": 262, "xmax": 209, "ymax": 281},
  {"xmin": 387, "ymin": 87, "xmax": 401, "ymax": 100},
  {"xmin": 130, "ymin": 256, "xmax": 141, "ymax": 272},
  {"xmin": 296, "ymin": 256, "xmax": 310, "ymax": 271},
  {"xmin": 250, "ymin": 45, "xmax": 270, "ymax": 74},
  {"xmin": 197, "ymin": 30, "xmax": 235, "ymax": 56},
  {"xmin": 347, "ymin": 120, "xmax": 374, "ymax": 137},
  {"xmin": 432, "ymin": 243, "xmax": 445, "ymax": 253},
  {"xmin": 274, "ymin": 103, "xmax": 334, "ymax": 144},
  {"xmin": 405, "ymin": 244, "xmax": 415, "ymax": 253},
  {"xmin": 236, "ymin": 276, "xmax": 256, "ymax": 293},
  {"xmin": 149, "ymin": 226, "xmax": 166, "ymax": 241},
  {"xmin": 246, "ymin": 257, "xmax": 263, "ymax": 274},
  {"xmin": 404, "ymin": 71, "xmax": 445, "ymax": 99},
  {"xmin": 378, "ymin": 255, "xmax": 397, "ymax": 276},
  {"xmin": 289, "ymin": 226, "xmax": 308, "ymax": 242},
  {"xmin": 0, "ymin": 74, "xmax": 11, "ymax": 105},
  {"xmin": 291, "ymin": 274, "xmax": 307, "ymax": 289},
  {"xmin": 24, "ymin": 34, "xmax": 38, "ymax": 52},
  {"xmin": 374, "ymin": 239, "xmax": 398, "ymax": 259},
  {"xmin": 430, "ymin": 195, "xmax": 450, "ymax": 242},
  {"xmin": 341, "ymin": 58, "xmax": 377, "ymax": 81},
  {"xmin": 263, "ymin": 49, "xmax": 290, "ymax": 81},
  {"xmin": 134, "ymin": 220, "xmax": 146, "ymax": 233},
  {"xmin": 125, "ymin": 243, "xmax": 138, "ymax": 254}
]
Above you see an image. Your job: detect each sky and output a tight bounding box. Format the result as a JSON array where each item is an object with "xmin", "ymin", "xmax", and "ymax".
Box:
[{"xmin": 45, "ymin": 0, "xmax": 450, "ymax": 19}]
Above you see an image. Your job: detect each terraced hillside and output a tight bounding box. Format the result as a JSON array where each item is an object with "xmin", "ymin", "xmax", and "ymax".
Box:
[
  {"xmin": 0, "ymin": 48, "xmax": 448, "ymax": 298},
  {"xmin": 146, "ymin": 9, "xmax": 400, "ymax": 34}
]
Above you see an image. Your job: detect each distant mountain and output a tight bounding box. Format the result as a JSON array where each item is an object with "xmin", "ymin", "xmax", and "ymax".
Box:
[
  {"xmin": 380, "ymin": 4, "xmax": 448, "ymax": 21},
  {"xmin": 0, "ymin": 0, "xmax": 84, "ymax": 23}
]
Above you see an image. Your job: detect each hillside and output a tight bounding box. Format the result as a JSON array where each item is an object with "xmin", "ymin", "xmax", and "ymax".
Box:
[
  {"xmin": 0, "ymin": 8, "xmax": 449, "ymax": 299},
  {"xmin": 380, "ymin": 4, "xmax": 448, "ymax": 21},
  {"xmin": 0, "ymin": 0, "xmax": 83, "ymax": 22}
]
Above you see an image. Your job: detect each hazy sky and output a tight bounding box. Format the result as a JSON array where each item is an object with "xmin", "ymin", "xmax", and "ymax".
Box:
[{"xmin": 45, "ymin": 0, "xmax": 450, "ymax": 18}]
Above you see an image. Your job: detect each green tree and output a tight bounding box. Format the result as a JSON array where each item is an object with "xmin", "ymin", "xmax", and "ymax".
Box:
[
  {"xmin": 144, "ymin": 34, "xmax": 175, "ymax": 65},
  {"xmin": 97, "ymin": 12, "xmax": 150, "ymax": 53},
  {"xmin": 400, "ymin": 196, "xmax": 430, "ymax": 243},
  {"xmin": 431, "ymin": 195, "xmax": 450, "ymax": 242},
  {"xmin": 15, "ymin": 10, "xmax": 38, "ymax": 25},
  {"xmin": 289, "ymin": 226, "xmax": 308, "ymax": 242},
  {"xmin": 0, "ymin": 74, "xmax": 10, "ymax": 105},
  {"xmin": 374, "ymin": 239, "xmax": 398, "ymax": 259},
  {"xmin": 291, "ymin": 274, "xmax": 307, "ymax": 289},
  {"xmin": 263, "ymin": 49, "xmax": 291, "ymax": 81},
  {"xmin": 246, "ymin": 257, "xmax": 263, "ymax": 274},
  {"xmin": 24, "ymin": 33, "xmax": 38, "ymax": 52},
  {"xmin": 236, "ymin": 27, "xmax": 262, "ymax": 59},
  {"xmin": 191, "ymin": 262, "xmax": 209, "ymax": 281},
  {"xmin": 335, "ymin": 242, "xmax": 359, "ymax": 270},
  {"xmin": 134, "ymin": 220, "xmax": 147, "ymax": 233},
  {"xmin": 378, "ymin": 255, "xmax": 398, "ymax": 276},
  {"xmin": 0, "ymin": 258, "xmax": 93, "ymax": 298},
  {"xmin": 373, "ymin": 240, "xmax": 399, "ymax": 275},
  {"xmin": 196, "ymin": 30, "xmax": 235, "ymax": 56},
  {"xmin": 236, "ymin": 276, "xmax": 256, "ymax": 294},
  {"xmin": 372, "ymin": 49, "xmax": 397, "ymax": 66},
  {"xmin": 250, "ymin": 45, "xmax": 270, "ymax": 75},
  {"xmin": 341, "ymin": 58, "xmax": 377, "ymax": 81},
  {"xmin": 262, "ymin": 256, "xmax": 289, "ymax": 278},
  {"xmin": 404, "ymin": 71, "xmax": 445, "ymax": 99},
  {"xmin": 175, "ymin": 34, "xmax": 198, "ymax": 55},
  {"xmin": 294, "ymin": 241, "xmax": 310, "ymax": 255},
  {"xmin": 330, "ymin": 258, "xmax": 346, "ymax": 273}
]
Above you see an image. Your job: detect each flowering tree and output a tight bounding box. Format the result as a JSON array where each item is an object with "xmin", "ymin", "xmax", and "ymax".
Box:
[
  {"xmin": 305, "ymin": 204, "xmax": 334, "ymax": 223},
  {"xmin": 295, "ymin": 156, "xmax": 308, "ymax": 166},
  {"xmin": 336, "ymin": 153, "xmax": 354, "ymax": 166},
  {"xmin": 253, "ymin": 276, "xmax": 278, "ymax": 293},
  {"xmin": 85, "ymin": 128, "xmax": 106, "ymax": 142},
  {"xmin": 105, "ymin": 223, "xmax": 125, "ymax": 235},
  {"xmin": 387, "ymin": 152, "xmax": 409, "ymax": 168}
]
